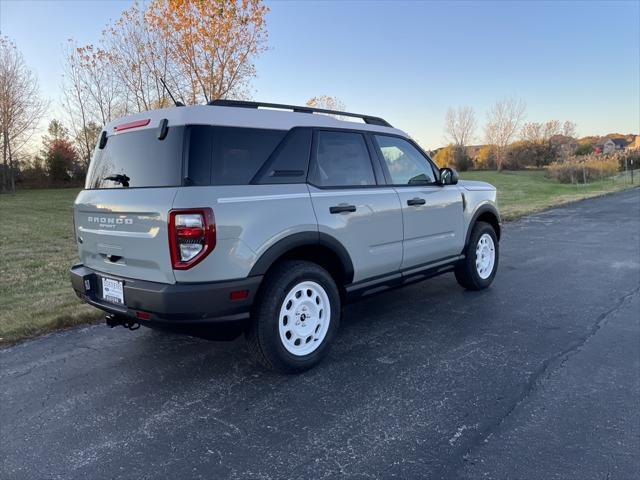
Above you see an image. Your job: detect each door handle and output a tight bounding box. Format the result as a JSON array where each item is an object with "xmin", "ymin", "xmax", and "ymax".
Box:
[
  {"xmin": 329, "ymin": 204, "xmax": 357, "ymax": 214},
  {"xmin": 407, "ymin": 197, "xmax": 426, "ymax": 206}
]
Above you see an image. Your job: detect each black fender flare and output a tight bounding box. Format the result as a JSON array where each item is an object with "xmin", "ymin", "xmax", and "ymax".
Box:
[
  {"xmin": 248, "ymin": 231, "xmax": 354, "ymax": 284},
  {"xmin": 465, "ymin": 204, "xmax": 501, "ymax": 247}
]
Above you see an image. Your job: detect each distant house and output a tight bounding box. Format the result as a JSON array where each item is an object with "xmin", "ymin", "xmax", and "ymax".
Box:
[{"xmin": 603, "ymin": 138, "xmax": 630, "ymax": 154}]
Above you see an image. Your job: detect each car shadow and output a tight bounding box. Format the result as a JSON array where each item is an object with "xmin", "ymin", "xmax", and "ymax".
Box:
[{"xmin": 117, "ymin": 272, "xmax": 492, "ymax": 389}]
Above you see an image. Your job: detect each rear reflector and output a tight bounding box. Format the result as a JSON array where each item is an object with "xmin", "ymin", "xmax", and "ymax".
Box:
[
  {"xmin": 136, "ymin": 311, "xmax": 151, "ymax": 320},
  {"xmin": 114, "ymin": 119, "xmax": 151, "ymax": 132},
  {"xmin": 230, "ymin": 290, "xmax": 249, "ymax": 301}
]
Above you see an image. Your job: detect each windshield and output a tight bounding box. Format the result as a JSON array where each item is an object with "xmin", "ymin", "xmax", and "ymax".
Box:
[{"xmin": 85, "ymin": 127, "xmax": 184, "ymax": 189}]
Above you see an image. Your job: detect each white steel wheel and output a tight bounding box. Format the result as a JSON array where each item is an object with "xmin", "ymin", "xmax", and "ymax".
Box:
[
  {"xmin": 475, "ymin": 233, "xmax": 496, "ymax": 280},
  {"xmin": 278, "ymin": 281, "xmax": 331, "ymax": 356}
]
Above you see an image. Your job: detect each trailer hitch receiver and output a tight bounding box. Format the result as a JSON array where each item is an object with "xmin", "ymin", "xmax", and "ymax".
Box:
[{"xmin": 105, "ymin": 314, "xmax": 140, "ymax": 330}]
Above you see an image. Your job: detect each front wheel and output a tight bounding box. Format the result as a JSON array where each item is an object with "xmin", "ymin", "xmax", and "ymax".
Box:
[
  {"xmin": 246, "ymin": 260, "xmax": 341, "ymax": 373},
  {"xmin": 455, "ymin": 221, "xmax": 499, "ymax": 290}
]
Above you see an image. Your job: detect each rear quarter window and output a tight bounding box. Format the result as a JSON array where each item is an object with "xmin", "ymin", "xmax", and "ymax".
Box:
[
  {"xmin": 187, "ymin": 126, "xmax": 287, "ymax": 186},
  {"xmin": 252, "ymin": 128, "xmax": 312, "ymax": 184}
]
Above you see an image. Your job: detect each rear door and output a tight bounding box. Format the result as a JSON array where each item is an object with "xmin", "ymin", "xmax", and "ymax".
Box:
[
  {"xmin": 75, "ymin": 125, "xmax": 184, "ymax": 284},
  {"xmin": 308, "ymin": 130, "xmax": 403, "ymax": 283},
  {"xmin": 371, "ymin": 134, "xmax": 464, "ymax": 268}
]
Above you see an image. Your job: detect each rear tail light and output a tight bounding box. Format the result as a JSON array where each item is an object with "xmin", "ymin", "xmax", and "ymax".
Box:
[{"xmin": 168, "ymin": 208, "xmax": 216, "ymax": 270}]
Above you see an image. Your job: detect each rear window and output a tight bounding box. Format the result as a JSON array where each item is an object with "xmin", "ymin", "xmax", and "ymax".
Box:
[
  {"xmin": 187, "ymin": 126, "xmax": 287, "ymax": 186},
  {"xmin": 85, "ymin": 127, "xmax": 184, "ymax": 189}
]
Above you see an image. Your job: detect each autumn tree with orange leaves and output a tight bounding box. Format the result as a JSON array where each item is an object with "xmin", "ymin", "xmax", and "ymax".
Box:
[
  {"xmin": 306, "ymin": 95, "xmax": 347, "ymax": 112},
  {"xmin": 147, "ymin": 0, "xmax": 269, "ymax": 104},
  {"xmin": 62, "ymin": 0, "xmax": 269, "ymax": 166}
]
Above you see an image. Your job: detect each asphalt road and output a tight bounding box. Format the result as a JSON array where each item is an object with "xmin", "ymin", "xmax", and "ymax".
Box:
[{"xmin": 2, "ymin": 189, "xmax": 639, "ymax": 480}]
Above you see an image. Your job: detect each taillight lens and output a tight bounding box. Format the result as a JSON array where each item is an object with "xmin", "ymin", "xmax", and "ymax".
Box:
[{"xmin": 168, "ymin": 208, "xmax": 216, "ymax": 270}]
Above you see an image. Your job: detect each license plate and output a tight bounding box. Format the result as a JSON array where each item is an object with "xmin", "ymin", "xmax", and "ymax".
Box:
[{"xmin": 101, "ymin": 277, "xmax": 124, "ymax": 305}]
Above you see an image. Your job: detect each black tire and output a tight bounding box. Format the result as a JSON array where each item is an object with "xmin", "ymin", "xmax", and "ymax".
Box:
[
  {"xmin": 246, "ymin": 260, "xmax": 341, "ymax": 373},
  {"xmin": 455, "ymin": 221, "xmax": 499, "ymax": 290}
]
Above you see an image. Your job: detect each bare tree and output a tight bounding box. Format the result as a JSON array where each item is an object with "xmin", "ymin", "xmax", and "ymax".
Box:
[
  {"xmin": 562, "ymin": 121, "xmax": 577, "ymax": 138},
  {"xmin": 485, "ymin": 98, "xmax": 526, "ymax": 171},
  {"xmin": 0, "ymin": 36, "xmax": 48, "ymax": 192},
  {"xmin": 521, "ymin": 119, "xmax": 577, "ymax": 144},
  {"xmin": 543, "ymin": 120, "xmax": 561, "ymax": 140},
  {"xmin": 521, "ymin": 120, "xmax": 559, "ymax": 143},
  {"xmin": 444, "ymin": 106, "xmax": 477, "ymax": 147},
  {"xmin": 520, "ymin": 121, "xmax": 544, "ymax": 143},
  {"xmin": 62, "ymin": 40, "xmax": 122, "ymax": 170},
  {"xmin": 106, "ymin": 4, "xmax": 171, "ymax": 111}
]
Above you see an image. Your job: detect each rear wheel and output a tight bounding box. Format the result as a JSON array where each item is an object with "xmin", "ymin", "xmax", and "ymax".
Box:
[
  {"xmin": 455, "ymin": 221, "xmax": 499, "ymax": 290},
  {"xmin": 246, "ymin": 260, "xmax": 340, "ymax": 373}
]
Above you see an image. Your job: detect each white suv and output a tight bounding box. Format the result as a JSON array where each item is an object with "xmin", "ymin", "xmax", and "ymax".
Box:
[{"xmin": 70, "ymin": 100, "xmax": 500, "ymax": 372}]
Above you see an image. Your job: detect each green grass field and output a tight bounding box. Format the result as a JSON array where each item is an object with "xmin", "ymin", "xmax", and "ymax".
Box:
[
  {"xmin": 0, "ymin": 171, "xmax": 636, "ymax": 344},
  {"xmin": 0, "ymin": 189, "xmax": 101, "ymax": 343},
  {"xmin": 461, "ymin": 170, "xmax": 636, "ymax": 220}
]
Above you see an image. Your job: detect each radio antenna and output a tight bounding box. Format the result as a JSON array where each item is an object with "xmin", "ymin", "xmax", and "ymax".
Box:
[{"xmin": 160, "ymin": 77, "xmax": 184, "ymax": 107}]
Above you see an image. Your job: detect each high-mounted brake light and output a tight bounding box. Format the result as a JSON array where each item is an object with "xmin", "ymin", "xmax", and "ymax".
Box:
[
  {"xmin": 168, "ymin": 208, "xmax": 216, "ymax": 270},
  {"xmin": 114, "ymin": 119, "xmax": 151, "ymax": 132}
]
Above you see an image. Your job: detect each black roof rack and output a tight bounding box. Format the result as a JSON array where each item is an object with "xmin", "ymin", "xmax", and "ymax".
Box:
[{"xmin": 207, "ymin": 99, "xmax": 392, "ymax": 128}]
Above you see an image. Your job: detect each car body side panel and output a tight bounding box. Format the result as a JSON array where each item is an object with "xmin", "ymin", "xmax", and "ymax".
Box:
[
  {"xmin": 171, "ymin": 184, "xmax": 318, "ymax": 282},
  {"xmin": 308, "ymin": 185, "xmax": 403, "ymax": 282},
  {"xmin": 395, "ymin": 185, "xmax": 465, "ymax": 268},
  {"xmin": 459, "ymin": 186, "xmax": 500, "ymax": 248}
]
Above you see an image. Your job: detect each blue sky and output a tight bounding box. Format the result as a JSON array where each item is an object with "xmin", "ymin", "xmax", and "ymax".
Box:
[{"xmin": 1, "ymin": 0, "xmax": 638, "ymax": 148}]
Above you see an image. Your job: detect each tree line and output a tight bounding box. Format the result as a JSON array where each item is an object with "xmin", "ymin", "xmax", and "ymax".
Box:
[
  {"xmin": 1, "ymin": 0, "xmax": 634, "ymax": 192},
  {"xmin": 435, "ymin": 99, "xmax": 582, "ymax": 172},
  {"xmin": 0, "ymin": 37, "xmax": 48, "ymax": 192}
]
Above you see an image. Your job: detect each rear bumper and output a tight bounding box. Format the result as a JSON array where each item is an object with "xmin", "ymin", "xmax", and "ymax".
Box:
[{"xmin": 70, "ymin": 264, "xmax": 262, "ymax": 326}]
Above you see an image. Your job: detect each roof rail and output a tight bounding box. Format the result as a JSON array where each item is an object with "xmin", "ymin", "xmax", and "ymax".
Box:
[{"xmin": 207, "ymin": 99, "xmax": 393, "ymax": 128}]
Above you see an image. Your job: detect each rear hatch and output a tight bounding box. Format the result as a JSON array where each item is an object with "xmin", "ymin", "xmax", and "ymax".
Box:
[{"xmin": 74, "ymin": 124, "xmax": 185, "ymax": 284}]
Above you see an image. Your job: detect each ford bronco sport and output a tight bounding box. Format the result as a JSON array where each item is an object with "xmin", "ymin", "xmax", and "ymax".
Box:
[{"xmin": 70, "ymin": 100, "xmax": 501, "ymax": 373}]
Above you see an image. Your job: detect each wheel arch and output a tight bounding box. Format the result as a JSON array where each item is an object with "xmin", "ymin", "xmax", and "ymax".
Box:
[
  {"xmin": 248, "ymin": 232, "xmax": 354, "ymax": 287},
  {"xmin": 466, "ymin": 204, "xmax": 501, "ymax": 247}
]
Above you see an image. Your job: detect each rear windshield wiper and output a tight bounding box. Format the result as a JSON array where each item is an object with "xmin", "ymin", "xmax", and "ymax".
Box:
[{"xmin": 103, "ymin": 174, "xmax": 130, "ymax": 187}]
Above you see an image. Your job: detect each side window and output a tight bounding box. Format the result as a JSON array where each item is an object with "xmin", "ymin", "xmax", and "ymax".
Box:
[
  {"xmin": 374, "ymin": 135, "xmax": 436, "ymax": 185},
  {"xmin": 310, "ymin": 131, "xmax": 376, "ymax": 187},
  {"xmin": 210, "ymin": 127, "xmax": 286, "ymax": 185},
  {"xmin": 254, "ymin": 128, "xmax": 312, "ymax": 184},
  {"xmin": 186, "ymin": 125, "xmax": 212, "ymax": 186}
]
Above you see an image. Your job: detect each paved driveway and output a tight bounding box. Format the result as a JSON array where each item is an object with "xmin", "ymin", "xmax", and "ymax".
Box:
[{"xmin": 2, "ymin": 189, "xmax": 639, "ymax": 480}]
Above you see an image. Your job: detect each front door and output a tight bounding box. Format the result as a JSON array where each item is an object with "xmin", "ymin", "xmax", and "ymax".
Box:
[
  {"xmin": 371, "ymin": 134, "xmax": 464, "ymax": 268},
  {"xmin": 308, "ymin": 130, "xmax": 403, "ymax": 283}
]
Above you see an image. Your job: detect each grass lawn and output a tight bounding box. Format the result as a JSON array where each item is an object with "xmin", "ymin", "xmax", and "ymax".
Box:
[
  {"xmin": 461, "ymin": 170, "xmax": 637, "ymax": 220},
  {"xmin": 0, "ymin": 172, "xmax": 637, "ymax": 344},
  {"xmin": 0, "ymin": 188, "xmax": 100, "ymax": 344}
]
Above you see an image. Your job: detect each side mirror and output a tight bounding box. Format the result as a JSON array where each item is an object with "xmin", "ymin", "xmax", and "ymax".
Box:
[{"xmin": 440, "ymin": 167, "xmax": 459, "ymax": 185}]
